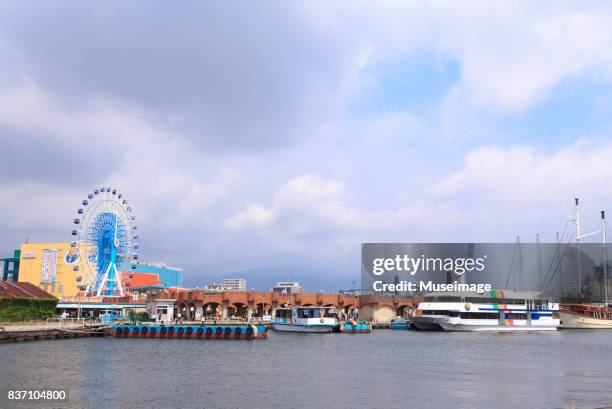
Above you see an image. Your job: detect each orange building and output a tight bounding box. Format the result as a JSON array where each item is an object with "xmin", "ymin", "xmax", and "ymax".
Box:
[{"xmin": 121, "ymin": 272, "xmax": 160, "ymax": 290}]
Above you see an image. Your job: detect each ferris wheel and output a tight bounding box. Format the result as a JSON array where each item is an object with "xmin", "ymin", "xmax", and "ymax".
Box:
[{"xmin": 70, "ymin": 187, "xmax": 139, "ymax": 297}]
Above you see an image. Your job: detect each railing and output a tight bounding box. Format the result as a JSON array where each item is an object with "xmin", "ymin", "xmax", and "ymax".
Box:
[
  {"xmin": 45, "ymin": 318, "xmax": 90, "ymax": 330},
  {"xmin": 0, "ymin": 319, "xmax": 50, "ymax": 326},
  {"xmin": 59, "ymin": 296, "xmax": 107, "ymax": 303}
]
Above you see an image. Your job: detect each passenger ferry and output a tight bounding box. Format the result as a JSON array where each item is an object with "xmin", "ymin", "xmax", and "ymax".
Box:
[
  {"xmin": 411, "ymin": 290, "xmax": 560, "ymax": 332},
  {"xmin": 271, "ymin": 306, "xmax": 337, "ymax": 333}
]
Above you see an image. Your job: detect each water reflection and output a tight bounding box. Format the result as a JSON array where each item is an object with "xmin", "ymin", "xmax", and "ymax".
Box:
[{"xmin": 2, "ymin": 331, "xmax": 612, "ymax": 409}]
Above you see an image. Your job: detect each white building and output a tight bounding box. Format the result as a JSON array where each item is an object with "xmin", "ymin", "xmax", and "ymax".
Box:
[
  {"xmin": 273, "ymin": 281, "xmax": 302, "ymax": 294},
  {"xmin": 202, "ymin": 283, "xmax": 224, "ymax": 292},
  {"xmin": 223, "ymin": 278, "xmax": 247, "ymax": 291}
]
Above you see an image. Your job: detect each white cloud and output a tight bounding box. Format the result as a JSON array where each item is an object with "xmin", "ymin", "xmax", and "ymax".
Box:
[
  {"xmin": 224, "ymin": 174, "xmax": 425, "ymax": 237},
  {"xmin": 3, "ymin": 2, "xmax": 612, "ymax": 284},
  {"xmin": 442, "ymin": 3, "xmax": 612, "ymax": 112},
  {"xmin": 330, "ymin": 1, "xmax": 612, "ymax": 113},
  {"xmin": 223, "ymin": 175, "xmax": 353, "ymax": 234},
  {"xmin": 429, "ymin": 140, "xmax": 612, "ymax": 240},
  {"xmin": 224, "ymin": 203, "xmax": 272, "ymax": 231},
  {"xmin": 0, "ymin": 84, "xmax": 157, "ymax": 147}
]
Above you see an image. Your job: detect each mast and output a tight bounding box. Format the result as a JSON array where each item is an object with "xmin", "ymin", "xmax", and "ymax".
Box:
[
  {"xmin": 602, "ymin": 211, "xmax": 608, "ymax": 306},
  {"xmin": 536, "ymin": 233, "xmax": 542, "ymax": 289},
  {"xmin": 557, "ymin": 231, "xmax": 563, "ymax": 293},
  {"xmin": 517, "ymin": 236, "xmax": 523, "ymax": 291},
  {"xmin": 573, "ymin": 198, "xmax": 600, "ymax": 299},
  {"xmin": 575, "ymin": 198, "xmax": 582, "ymax": 296}
]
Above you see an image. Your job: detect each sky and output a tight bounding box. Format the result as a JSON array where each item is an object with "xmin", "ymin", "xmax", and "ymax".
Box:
[{"xmin": 2, "ymin": 1, "xmax": 612, "ymax": 290}]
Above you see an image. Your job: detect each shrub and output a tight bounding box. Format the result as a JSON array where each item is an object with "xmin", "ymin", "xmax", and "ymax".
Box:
[
  {"xmin": 127, "ymin": 310, "xmax": 149, "ymax": 322},
  {"xmin": 0, "ymin": 298, "xmax": 58, "ymax": 322}
]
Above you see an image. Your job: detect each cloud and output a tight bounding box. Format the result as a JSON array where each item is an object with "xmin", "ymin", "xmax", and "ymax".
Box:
[
  {"xmin": 224, "ymin": 174, "xmax": 362, "ymax": 236},
  {"xmin": 431, "ymin": 140, "xmax": 612, "ymax": 201},
  {"xmin": 350, "ymin": 1, "xmax": 612, "ymax": 113},
  {"xmin": 224, "ymin": 174, "xmax": 425, "ymax": 239},
  {"xmin": 2, "ymin": 2, "xmax": 612, "ymax": 285},
  {"xmin": 224, "ymin": 203, "xmax": 272, "ymax": 231},
  {"xmin": 228, "ymin": 140, "xmax": 612, "ymax": 255},
  {"xmin": 0, "ymin": 83, "xmax": 167, "ymax": 185},
  {"xmin": 443, "ymin": 3, "xmax": 612, "ymax": 113},
  {"xmin": 429, "ymin": 140, "xmax": 612, "ymax": 240},
  {"xmin": 0, "ymin": 1, "xmax": 365, "ymax": 151}
]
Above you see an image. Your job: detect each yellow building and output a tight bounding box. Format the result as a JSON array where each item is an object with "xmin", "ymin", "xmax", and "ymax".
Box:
[{"xmin": 18, "ymin": 242, "xmax": 85, "ymax": 298}]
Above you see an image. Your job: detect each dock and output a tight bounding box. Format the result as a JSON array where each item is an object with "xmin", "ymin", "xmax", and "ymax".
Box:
[{"xmin": 0, "ymin": 325, "xmax": 111, "ymax": 343}]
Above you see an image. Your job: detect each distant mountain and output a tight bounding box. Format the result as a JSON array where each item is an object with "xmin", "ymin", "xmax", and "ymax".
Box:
[
  {"xmin": 182, "ymin": 274, "xmax": 219, "ymax": 289},
  {"xmin": 182, "ymin": 268, "xmax": 357, "ymax": 292}
]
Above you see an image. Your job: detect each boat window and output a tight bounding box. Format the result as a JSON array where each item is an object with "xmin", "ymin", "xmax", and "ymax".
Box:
[
  {"xmin": 464, "ymin": 297, "xmax": 528, "ymax": 305},
  {"xmin": 421, "ymin": 310, "xmax": 453, "ymax": 316},
  {"xmin": 324, "ymin": 309, "xmax": 335, "ymax": 317},
  {"xmin": 424, "ymin": 296, "xmax": 462, "ymax": 302},
  {"xmin": 459, "ymin": 312, "xmax": 498, "ymax": 319},
  {"xmin": 465, "ymin": 297, "xmax": 488, "ymax": 303},
  {"xmin": 504, "ymin": 313, "xmax": 527, "ymax": 320},
  {"xmin": 297, "ymin": 308, "xmax": 322, "ymax": 318}
]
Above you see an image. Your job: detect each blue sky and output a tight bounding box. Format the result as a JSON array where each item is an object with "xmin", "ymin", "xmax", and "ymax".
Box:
[
  {"xmin": 2, "ymin": 1, "xmax": 612, "ymax": 289},
  {"xmin": 351, "ymin": 54, "xmax": 461, "ymax": 115}
]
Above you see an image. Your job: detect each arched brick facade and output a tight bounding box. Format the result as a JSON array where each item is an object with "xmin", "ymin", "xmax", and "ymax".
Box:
[{"xmin": 151, "ymin": 289, "xmax": 421, "ymax": 322}]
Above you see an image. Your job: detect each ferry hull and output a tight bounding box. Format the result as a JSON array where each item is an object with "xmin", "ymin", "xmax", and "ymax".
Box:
[
  {"xmin": 410, "ymin": 316, "xmax": 444, "ymax": 331},
  {"xmin": 411, "ymin": 316, "xmax": 558, "ymax": 332},
  {"xmin": 560, "ymin": 311, "xmax": 612, "ymax": 329},
  {"xmin": 271, "ymin": 322, "xmax": 335, "ymax": 333},
  {"xmin": 439, "ymin": 322, "xmax": 557, "ymax": 332}
]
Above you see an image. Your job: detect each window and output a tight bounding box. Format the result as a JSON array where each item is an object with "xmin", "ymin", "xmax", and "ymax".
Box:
[
  {"xmin": 460, "ymin": 312, "xmax": 498, "ymax": 319},
  {"xmin": 421, "ymin": 310, "xmax": 453, "ymax": 316},
  {"xmin": 504, "ymin": 313, "xmax": 526, "ymax": 320}
]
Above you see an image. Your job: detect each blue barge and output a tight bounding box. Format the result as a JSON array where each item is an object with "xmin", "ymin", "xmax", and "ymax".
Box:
[
  {"xmin": 113, "ymin": 323, "xmax": 267, "ymax": 339},
  {"xmin": 340, "ymin": 320, "xmax": 372, "ymax": 333}
]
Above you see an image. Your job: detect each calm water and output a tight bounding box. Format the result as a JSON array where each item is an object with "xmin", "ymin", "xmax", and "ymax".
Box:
[{"xmin": 2, "ymin": 330, "xmax": 612, "ymax": 409}]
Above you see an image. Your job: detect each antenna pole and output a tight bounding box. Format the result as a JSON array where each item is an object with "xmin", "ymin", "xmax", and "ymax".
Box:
[{"xmin": 603, "ymin": 211, "xmax": 608, "ymax": 306}]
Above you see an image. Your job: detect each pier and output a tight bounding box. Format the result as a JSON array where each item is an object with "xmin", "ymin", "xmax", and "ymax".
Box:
[{"xmin": 0, "ymin": 321, "xmax": 111, "ymax": 343}]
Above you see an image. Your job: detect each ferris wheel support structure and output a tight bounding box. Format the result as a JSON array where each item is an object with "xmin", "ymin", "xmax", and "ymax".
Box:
[{"xmin": 71, "ymin": 187, "xmax": 139, "ymax": 298}]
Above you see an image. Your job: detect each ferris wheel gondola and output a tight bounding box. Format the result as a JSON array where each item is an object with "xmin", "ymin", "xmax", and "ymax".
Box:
[{"xmin": 71, "ymin": 187, "xmax": 140, "ymax": 297}]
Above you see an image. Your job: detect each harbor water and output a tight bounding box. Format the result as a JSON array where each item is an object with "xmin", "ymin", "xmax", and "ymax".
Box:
[{"xmin": 2, "ymin": 330, "xmax": 612, "ymax": 409}]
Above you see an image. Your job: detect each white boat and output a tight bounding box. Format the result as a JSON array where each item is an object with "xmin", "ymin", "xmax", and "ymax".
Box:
[
  {"xmin": 411, "ymin": 290, "xmax": 560, "ymax": 332},
  {"xmin": 558, "ymin": 203, "xmax": 612, "ymax": 329},
  {"xmin": 271, "ymin": 307, "xmax": 337, "ymax": 333},
  {"xmin": 560, "ymin": 304, "xmax": 612, "ymax": 328}
]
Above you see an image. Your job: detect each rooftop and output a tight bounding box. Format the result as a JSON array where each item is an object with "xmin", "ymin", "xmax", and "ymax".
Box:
[{"xmin": 0, "ymin": 280, "xmax": 56, "ymax": 299}]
